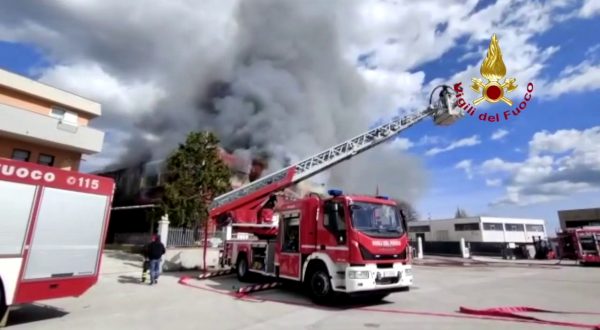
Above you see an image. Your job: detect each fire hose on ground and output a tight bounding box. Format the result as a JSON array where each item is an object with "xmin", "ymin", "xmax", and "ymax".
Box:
[{"xmin": 178, "ymin": 276, "xmax": 600, "ymax": 329}]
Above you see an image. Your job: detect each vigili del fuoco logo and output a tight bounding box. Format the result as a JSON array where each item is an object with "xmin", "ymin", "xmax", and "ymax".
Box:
[{"xmin": 453, "ymin": 33, "xmax": 534, "ymax": 123}]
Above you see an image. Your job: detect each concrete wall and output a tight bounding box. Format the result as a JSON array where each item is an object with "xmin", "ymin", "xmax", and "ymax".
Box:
[{"xmin": 162, "ymin": 247, "xmax": 220, "ymax": 271}]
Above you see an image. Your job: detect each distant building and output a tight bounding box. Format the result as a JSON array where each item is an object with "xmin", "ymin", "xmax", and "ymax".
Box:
[
  {"xmin": 408, "ymin": 216, "xmax": 547, "ymax": 244},
  {"xmin": 0, "ymin": 68, "xmax": 104, "ymax": 171},
  {"xmin": 558, "ymin": 207, "xmax": 600, "ymax": 230}
]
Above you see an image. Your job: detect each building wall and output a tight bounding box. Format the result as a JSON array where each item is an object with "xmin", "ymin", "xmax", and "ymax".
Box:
[
  {"xmin": 0, "ymin": 135, "xmax": 81, "ymax": 171},
  {"xmin": 558, "ymin": 208, "xmax": 600, "ymax": 230},
  {"xmin": 0, "ymin": 86, "xmax": 92, "ymax": 126},
  {"xmin": 0, "ymin": 69, "xmax": 103, "ymax": 171},
  {"xmin": 408, "ymin": 217, "xmax": 484, "ymax": 242},
  {"xmin": 409, "ymin": 216, "xmax": 547, "ymax": 243}
]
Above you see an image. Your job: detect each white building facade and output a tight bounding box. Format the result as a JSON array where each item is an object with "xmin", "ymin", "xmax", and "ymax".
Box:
[{"xmin": 408, "ymin": 216, "xmax": 547, "ymax": 243}]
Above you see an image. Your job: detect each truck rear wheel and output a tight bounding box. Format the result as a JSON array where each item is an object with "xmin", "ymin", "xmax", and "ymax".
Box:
[
  {"xmin": 306, "ymin": 267, "xmax": 334, "ymax": 305},
  {"xmin": 236, "ymin": 255, "xmax": 251, "ymax": 282}
]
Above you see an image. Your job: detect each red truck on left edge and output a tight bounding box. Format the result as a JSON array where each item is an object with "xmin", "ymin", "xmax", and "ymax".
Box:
[{"xmin": 0, "ymin": 158, "xmax": 115, "ymax": 326}]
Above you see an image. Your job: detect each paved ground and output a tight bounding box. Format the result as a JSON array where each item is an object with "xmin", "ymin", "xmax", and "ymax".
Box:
[{"xmin": 5, "ymin": 251, "xmax": 600, "ymax": 330}]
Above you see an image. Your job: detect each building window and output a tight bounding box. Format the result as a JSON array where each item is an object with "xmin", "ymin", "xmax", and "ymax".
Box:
[
  {"xmin": 565, "ymin": 220, "xmax": 600, "ymax": 228},
  {"xmin": 50, "ymin": 106, "xmax": 66, "ymax": 119},
  {"xmin": 455, "ymin": 223, "xmax": 480, "ymax": 231},
  {"xmin": 11, "ymin": 149, "xmax": 30, "ymax": 162},
  {"xmin": 525, "ymin": 224, "xmax": 544, "ymax": 232},
  {"xmin": 51, "ymin": 106, "xmax": 79, "ymax": 126},
  {"xmin": 483, "ymin": 222, "xmax": 503, "ymax": 231},
  {"xmin": 38, "ymin": 153, "xmax": 55, "ymax": 167},
  {"xmin": 505, "ymin": 223, "xmax": 525, "ymax": 231},
  {"xmin": 410, "ymin": 225, "xmax": 431, "ymax": 232}
]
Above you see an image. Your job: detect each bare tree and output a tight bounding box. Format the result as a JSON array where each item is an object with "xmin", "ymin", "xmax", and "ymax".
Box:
[
  {"xmin": 394, "ymin": 199, "xmax": 419, "ymax": 222},
  {"xmin": 454, "ymin": 206, "xmax": 468, "ymax": 218}
]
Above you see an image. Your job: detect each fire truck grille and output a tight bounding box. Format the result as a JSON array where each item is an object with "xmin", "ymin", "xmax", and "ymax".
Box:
[
  {"xmin": 375, "ymin": 275, "xmax": 400, "ymax": 285},
  {"xmin": 359, "ymin": 244, "xmax": 406, "ymax": 260}
]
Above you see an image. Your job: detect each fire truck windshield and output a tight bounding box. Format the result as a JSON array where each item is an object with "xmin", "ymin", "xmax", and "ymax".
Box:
[{"xmin": 349, "ymin": 202, "xmax": 405, "ymax": 237}]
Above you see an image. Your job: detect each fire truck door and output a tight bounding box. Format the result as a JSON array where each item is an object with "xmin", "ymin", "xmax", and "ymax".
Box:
[{"xmin": 278, "ymin": 212, "xmax": 301, "ymax": 280}]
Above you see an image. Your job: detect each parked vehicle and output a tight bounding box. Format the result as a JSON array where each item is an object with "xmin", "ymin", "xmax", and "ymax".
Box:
[{"xmin": 0, "ymin": 158, "xmax": 115, "ymax": 326}]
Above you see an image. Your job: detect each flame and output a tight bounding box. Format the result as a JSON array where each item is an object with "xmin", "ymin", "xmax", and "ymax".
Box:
[{"xmin": 480, "ymin": 34, "xmax": 507, "ymax": 82}]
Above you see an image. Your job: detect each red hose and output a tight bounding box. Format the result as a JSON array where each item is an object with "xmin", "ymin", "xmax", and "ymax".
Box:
[
  {"xmin": 459, "ymin": 306, "xmax": 600, "ymax": 329},
  {"xmin": 178, "ymin": 276, "xmax": 600, "ymax": 329}
]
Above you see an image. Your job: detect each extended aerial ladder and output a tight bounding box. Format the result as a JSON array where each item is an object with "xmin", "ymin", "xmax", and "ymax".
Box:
[{"xmin": 208, "ymin": 85, "xmax": 464, "ymax": 239}]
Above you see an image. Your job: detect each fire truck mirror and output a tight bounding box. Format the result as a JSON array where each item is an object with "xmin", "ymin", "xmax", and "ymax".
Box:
[{"xmin": 399, "ymin": 209, "xmax": 408, "ymax": 231}]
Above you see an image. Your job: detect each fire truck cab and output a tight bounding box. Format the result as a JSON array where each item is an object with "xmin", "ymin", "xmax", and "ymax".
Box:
[{"xmin": 225, "ymin": 189, "xmax": 413, "ymax": 303}]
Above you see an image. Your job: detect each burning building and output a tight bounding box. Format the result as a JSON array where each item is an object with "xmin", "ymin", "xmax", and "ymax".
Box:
[{"xmin": 96, "ymin": 146, "xmax": 325, "ymax": 243}]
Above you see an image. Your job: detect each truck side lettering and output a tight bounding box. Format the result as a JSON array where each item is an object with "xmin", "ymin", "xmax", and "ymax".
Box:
[{"xmin": 1, "ymin": 164, "xmax": 56, "ymax": 183}]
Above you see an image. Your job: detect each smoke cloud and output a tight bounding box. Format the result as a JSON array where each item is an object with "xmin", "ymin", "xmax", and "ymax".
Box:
[{"xmin": 0, "ymin": 0, "xmax": 429, "ymax": 203}]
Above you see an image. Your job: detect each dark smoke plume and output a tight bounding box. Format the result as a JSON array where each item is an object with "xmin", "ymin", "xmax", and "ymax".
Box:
[
  {"xmin": 0, "ymin": 0, "xmax": 429, "ymax": 204},
  {"xmin": 116, "ymin": 0, "xmax": 428, "ymax": 203}
]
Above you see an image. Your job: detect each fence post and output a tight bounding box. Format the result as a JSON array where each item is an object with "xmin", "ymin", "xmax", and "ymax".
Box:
[
  {"xmin": 158, "ymin": 214, "xmax": 170, "ymax": 247},
  {"xmin": 460, "ymin": 237, "xmax": 470, "ymax": 258},
  {"xmin": 158, "ymin": 214, "xmax": 170, "ymax": 271}
]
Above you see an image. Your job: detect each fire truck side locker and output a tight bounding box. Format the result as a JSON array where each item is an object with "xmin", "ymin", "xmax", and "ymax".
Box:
[{"xmin": 0, "ymin": 159, "xmax": 115, "ymax": 326}]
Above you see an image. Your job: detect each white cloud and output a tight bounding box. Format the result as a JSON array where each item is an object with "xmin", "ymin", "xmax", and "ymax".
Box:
[
  {"xmin": 417, "ymin": 135, "xmax": 442, "ymax": 146},
  {"xmin": 491, "ymin": 129, "xmax": 509, "ymax": 141},
  {"xmin": 455, "ymin": 159, "xmax": 473, "ymax": 179},
  {"xmin": 489, "ymin": 126, "xmax": 600, "ymax": 206},
  {"xmin": 485, "ymin": 178, "xmax": 501, "ymax": 187},
  {"xmin": 359, "ymin": 68, "xmax": 427, "ymax": 119},
  {"xmin": 540, "ymin": 60, "xmax": 600, "ymax": 99},
  {"xmin": 580, "ymin": 0, "xmax": 600, "ymax": 18},
  {"xmin": 481, "ymin": 157, "xmax": 521, "ymax": 173},
  {"xmin": 425, "ymin": 135, "xmax": 481, "ymax": 156},
  {"xmin": 385, "ymin": 137, "xmax": 414, "ymax": 151}
]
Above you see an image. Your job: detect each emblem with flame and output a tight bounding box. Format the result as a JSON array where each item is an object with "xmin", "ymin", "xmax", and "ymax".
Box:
[{"xmin": 471, "ymin": 34, "xmax": 517, "ymax": 106}]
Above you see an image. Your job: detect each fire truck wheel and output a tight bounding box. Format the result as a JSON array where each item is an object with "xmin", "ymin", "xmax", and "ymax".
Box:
[
  {"xmin": 236, "ymin": 255, "xmax": 251, "ymax": 282},
  {"xmin": 306, "ymin": 267, "xmax": 334, "ymax": 304}
]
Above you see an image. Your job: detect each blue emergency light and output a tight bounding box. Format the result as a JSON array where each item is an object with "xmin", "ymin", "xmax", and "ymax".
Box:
[
  {"xmin": 328, "ymin": 189, "xmax": 343, "ymax": 197},
  {"xmin": 376, "ymin": 195, "xmax": 389, "ymax": 200}
]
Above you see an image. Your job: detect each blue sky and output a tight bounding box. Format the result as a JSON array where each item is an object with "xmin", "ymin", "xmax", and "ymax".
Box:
[{"xmin": 1, "ymin": 0, "xmax": 599, "ymax": 235}]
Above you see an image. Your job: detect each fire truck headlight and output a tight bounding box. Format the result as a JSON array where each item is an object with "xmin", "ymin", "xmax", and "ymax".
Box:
[
  {"xmin": 405, "ymin": 268, "xmax": 412, "ymax": 276},
  {"xmin": 348, "ymin": 270, "xmax": 370, "ymax": 279}
]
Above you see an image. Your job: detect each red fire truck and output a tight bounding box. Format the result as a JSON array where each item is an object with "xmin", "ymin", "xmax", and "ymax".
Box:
[
  {"xmin": 556, "ymin": 227, "xmax": 600, "ymax": 265},
  {"xmin": 0, "ymin": 158, "xmax": 115, "ymax": 326},
  {"xmin": 210, "ymin": 85, "xmax": 464, "ymax": 303}
]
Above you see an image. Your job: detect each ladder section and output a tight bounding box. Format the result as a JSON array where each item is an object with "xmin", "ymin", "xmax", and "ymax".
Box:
[
  {"xmin": 209, "ymin": 84, "xmax": 462, "ymax": 216},
  {"xmin": 210, "ymin": 109, "xmax": 430, "ymax": 212},
  {"xmin": 290, "ymin": 109, "xmax": 430, "ymax": 182}
]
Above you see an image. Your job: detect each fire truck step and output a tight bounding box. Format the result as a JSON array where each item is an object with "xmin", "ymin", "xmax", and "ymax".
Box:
[
  {"xmin": 197, "ymin": 269, "xmax": 234, "ymax": 279},
  {"xmin": 235, "ymin": 282, "xmax": 282, "ymax": 295}
]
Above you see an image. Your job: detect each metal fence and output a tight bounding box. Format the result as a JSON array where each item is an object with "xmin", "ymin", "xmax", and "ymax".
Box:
[{"xmin": 167, "ymin": 227, "xmax": 224, "ymax": 248}]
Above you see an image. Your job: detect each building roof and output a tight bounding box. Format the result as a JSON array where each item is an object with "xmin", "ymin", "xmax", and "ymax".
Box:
[
  {"xmin": 0, "ymin": 68, "xmax": 101, "ymax": 117},
  {"xmin": 409, "ymin": 216, "xmax": 546, "ymax": 225}
]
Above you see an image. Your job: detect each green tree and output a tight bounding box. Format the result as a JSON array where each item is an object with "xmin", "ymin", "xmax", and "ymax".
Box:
[{"xmin": 160, "ymin": 131, "xmax": 232, "ymax": 228}]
